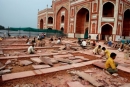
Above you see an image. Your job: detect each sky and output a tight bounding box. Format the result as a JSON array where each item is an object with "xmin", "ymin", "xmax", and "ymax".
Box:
[{"xmin": 0, "ymin": 0, "xmax": 52, "ymax": 28}]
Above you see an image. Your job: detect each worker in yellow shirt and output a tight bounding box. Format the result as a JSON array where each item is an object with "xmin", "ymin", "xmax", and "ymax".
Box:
[
  {"xmin": 101, "ymin": 47, "xmax": 110, "ymax": 59},
  {"xmin": 105, "ymin": 52, "xmax": 118, "ymax": 74}
]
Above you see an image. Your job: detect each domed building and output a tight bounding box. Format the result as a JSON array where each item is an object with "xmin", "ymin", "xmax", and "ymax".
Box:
[{"xmin": 37, "ymin": 0, "xmax": 130, "ymax": 41}]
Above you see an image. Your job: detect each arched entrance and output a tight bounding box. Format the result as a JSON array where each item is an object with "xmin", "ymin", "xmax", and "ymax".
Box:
[
  {"xmin": 103, "ymin": 2, "xmax": 114, "ymax": 17},
  {"xmin": 84, "ymin": 27, "xmax": 88, "ymax": 39},
  {"xmin": 61, "ymin": 27, "xmax": 64, "ymax": 32},
  {"xmin": 48, "ymin": 17, "xmax": 53, "ymax": 24},
  {"xmin": 61, "ymin": 16, "xmax": 64, "ymax": 23},
  {"xmin": 56, "ymin": 7, "xmax": 68, "ymax": 33},
  {"xmin": 48, "ymin": 28, "xmax": 52, "ymax": 30},
  {"xmin": 101, "ymin": 24, "xmax": 113, "ymax": 40},
  {"xmin": 123, "ymin": 9, "xmax": 130, "ymax": 36},
  {"xmin": 40, "ymin": 19, "xmax": 43, "ymax": 29},
  {"xmin": 76, "ymin": 8, "xmax": 89, "ymax": 34}
]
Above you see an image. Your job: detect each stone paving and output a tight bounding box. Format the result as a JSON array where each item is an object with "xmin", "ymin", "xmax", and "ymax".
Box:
[{"xmin": 1, "ymin": 38, "xmax": 130, "ymax": 86}]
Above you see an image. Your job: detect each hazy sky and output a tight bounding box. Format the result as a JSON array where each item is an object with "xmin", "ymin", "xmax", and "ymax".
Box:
[{"xmin": 0, "ymin": 0, "xmax": 52, "ymax": 28}]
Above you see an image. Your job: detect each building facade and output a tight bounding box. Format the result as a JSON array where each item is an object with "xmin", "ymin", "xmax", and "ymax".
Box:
[{"xmin": 37, "ymin": 0, "xmax": 130, "ymax": 41}]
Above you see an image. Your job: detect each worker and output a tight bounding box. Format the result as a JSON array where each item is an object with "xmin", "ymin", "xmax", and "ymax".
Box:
[
  {"xmin": 93, "ymin": 45, "xmax": 102, "ymax": 55},
  {"xmin": 101, "ymin": 47, "xmax": 110, "ymax": 60},
  {"xmin": 28, "ymin": 44, "xmax": 35, "ymax": 54},
  {"xmin": 105, "ymin": 52, "xmax": 118, "ymax": 74}
]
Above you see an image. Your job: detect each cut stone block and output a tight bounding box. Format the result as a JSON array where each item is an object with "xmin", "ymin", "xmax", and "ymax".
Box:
[
  {"xmin": 57, "ymin": 58, "xmax": 72, "ymax": 64},
  {"xmin": 71, "ymin": 63, "xmax": 85, "ymax": 68},
  {"xmin": 93, "ymin": 61, "xmax": 105, "ymax": 69},
  {"xmin": 75, "ymin": 56, "xmax": 84, "ymax": 59},
  {"xmin": 40, "ymin": 67, "xmax": 59, "ymax": 74},
  {"xmin": 32, "ymin": 65, "xmax": 51, "ymax": 69},
  {"xmin": 117, "ymin": 65, "xmax": 130, "ymax": 73},
  {"xmin": 119, "ymin": 83, "xmax": 130, "ymax": 87},
  {"xmin": 50, "ymin": 59, "xmax": 58, "ymax": 64},
  {"xmin": 30, "ymin": 58, "xmax": 43, "ymax": 64},
  {"xmin": 5, "ymin": 60, "xmax": 12, "ymax": 65},
  {"xmin": 40, "ymin": 56, "xmax": 53, "ymax": 66},
  {"xmin": 75, "ymin": 56, "xmax": 89, "ymax": 61},
  {"xmin": 0, "ymin": 50, "xmax": 3, "ymax": 55},
  {"xmin": 72, "ymin": 59, "xmax": 83, "ymax": 63},
  {"xmin": 0, "ymin": 65, "xmax": 6, "ymax": 70},
  {"xmin": 33, "ymin": 70, "xmax": 42, "ymax": 75},
  {"xmin": 0, "ymin": 69, "xmax": 11, "ymax": 75},
  {"xmin": 56, "ymin": 65, "xmax": 73, "ymax": 71},
  {"xmin": 2, "ymin": 71, "xmax": 35, "ymax": 81},
  {"xmin": 53, "ymin": 54, "xmax": 73, "ymax": 58},
  {"xmin": 76, "ymin": 71, "xmax": 103, "ymax": 87},
  {"xmin": 67, "ymin": 81, "xmax": 85, "ymax": 87},
  {"xmin": 82, "ymin": 60, "xmax": 97, "ymax": 66},
  {"xmin": 19, "ymin": 60, "xmax": 33, "ymax": 66},
  {"xmin": 69, "ymin": 57, "xmax": 76, "ymax": 60}
]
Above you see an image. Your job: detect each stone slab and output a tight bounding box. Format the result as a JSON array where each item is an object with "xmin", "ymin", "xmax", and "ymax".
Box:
[
  {"xmin": 75, "ymin": 56, "xmax": 84, "ymax": 59},
  {"xmin": 68, "ymin": 57, "xmax": 76, "ymax": 60},
  {"xmin": 30, "ymin": 58, "xmax": 43, "ymax": 64},
  {"xmin": 2, "ymin": 71, "xmax": 35, "ymax": 81},
  {"xmin": 56, "ymin": 65, "xmax": 73, "ymax": 71},
  {"xmin": 53, "ymin": 54, "xmax": 73, "ymax": 58},
  {"xmin": 72, "ymin": 59, "xmax": 83, "ymax": 63},
  {"xmin": 33, "ymin": 70, "xmax": 42, "ymax": 75},
  {"xmin": 40, "ymin": 56, "xmax": 53, "ymax": 65},
  {"xmin": 76, "ymin": 71, "xmax": 103, "ymax": 87},
  {"xmin": 71, "ymin": 63, "xmax": 85, "ymax": 68},
  {"xmin": 0, "ymin": 50, "xmax": 3, "ymax": 54},
  {"xmin": 0, "ymin": 69, "xmax": 11, "ymax": 75},
  {"xmin": 82, "ymin": 60, "xmax": 101, "ymax": 66},
  {"xmin": 0, "ymin": 56, "xmax": 18, "ymax": 59},
  {"xmin": 92, "ymin": 61, "xmax": 105, "ymax": 69},
  {"xmin": 119, "ymin": 83, "xmax": 130, "ymax": 87},
  {"xmin": 1, "ymin": 47, "xmax": 60, "ymax": 50},
  {"xmin": 19, "ymin": 60, "xmax": 33, "ymax": 66},
  {"xmin": 57, "ymin": 58, "xmax": 72, "ymax": 64},
  {"xmin": 50, "ymin": 59, "xmax": 58, "ymax": 64},
  {"xmin": 5, "ymin": 60, "xmax": 12, "ymax": 65},
  {"xmin": 0, "ymin": 65, "xmax": 6, "ymax": 70},
  {"xmin": 40, "ymin": 67, "xmax": 59, "ymax": 74},
  {"xmin": 117, "ymin": 65, "xmax": 130, "ymax": 73},
  {"xmin": 32, "ymin": 65, "xmax": 51, "ymax": 69},
  {"xmin": 67, "ymin": 81, "xmax": 85, "ymax": 87}
]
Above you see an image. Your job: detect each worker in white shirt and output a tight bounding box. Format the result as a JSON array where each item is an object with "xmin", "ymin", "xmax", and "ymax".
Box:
[
  {"xmin": 93, "ymin": 45, "xmax": 102, "ymax": 55},
  {"xmin": 56, "ymin": 38, "xmax": 61, "ymax": 44},
  {"xmin": 81, "ymin": 39, "xmax": 87, "ymax": 49},
  {"xmin": 28, "ymin": 44, "xmax": 35, "ymax": 54}
]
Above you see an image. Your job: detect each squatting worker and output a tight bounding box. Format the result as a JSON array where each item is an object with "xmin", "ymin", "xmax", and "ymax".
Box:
[
  {"xmin": 93, "ymin": 45, "xmax": 102, "ymax": 55},
  {"xmin": 105, "ymin": 52, "xmax": 118, "ymax": 74},
  {"xmin": 101, "ymin": 47, "xmax": 110, "ymax": 59},
  {"xmin": 28, "ymin": 44, "xmax": 35, "ymax": 54}
]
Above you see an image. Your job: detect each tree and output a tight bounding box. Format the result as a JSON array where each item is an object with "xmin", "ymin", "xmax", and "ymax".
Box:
[{"xmin": 0, "ymin": 25, "xmax": 5, "ymax": 29}]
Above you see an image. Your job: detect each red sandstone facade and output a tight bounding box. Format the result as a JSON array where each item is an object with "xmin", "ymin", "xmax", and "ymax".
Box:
[{"xmin": 37, "ymin": 0, "xmax": 130, "ymax": 41}]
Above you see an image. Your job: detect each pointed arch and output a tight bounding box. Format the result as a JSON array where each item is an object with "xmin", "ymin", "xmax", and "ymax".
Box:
[
  {"xmin": 103, "ymin": 2, "xmax": 114, "ymax": 17},
  {"xmin": 101, "ymin": 24, "xmax": 113, "ymax": 40},
  {"xmin": 40, "ymin": 19, "xmax": 43, "ymax": 29},
  {"xmin": 76, "ymin": 8, "xmax": 89, "ymax": 34},
  {"xmin": 56, "ymin": 7, "xmax": 68, "ymax": 33},
  {"xmin": 123, "ymin": 9, "xmax": 130, "ymax": 36},
  {"xmin": 48, "ymin": 17, "xmax": 53, "ymax": 24}
]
